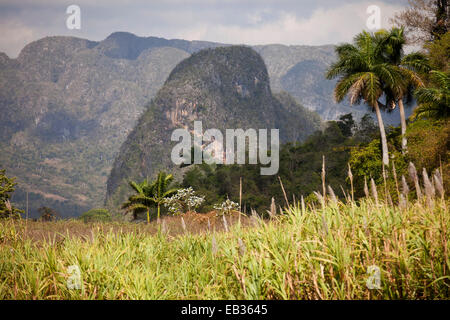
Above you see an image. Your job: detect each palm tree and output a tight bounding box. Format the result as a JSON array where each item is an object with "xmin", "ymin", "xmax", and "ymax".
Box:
[
  {"xmin": 121, "ymin": 179, "xmax": 151, "ymax": 222},
  {"xmin": 377, "ymin": 27, "xmax": 430, "ymax": 154},
  {"xmin": 413, "ymin": 70, "xmax": 450, "ymax": 119},
  {"xmin": 326, "ymin": 31, "xmax": 404, "ymax": 166},
  {"xmin": 121, "ymin": 171, "xmax": 178, "ymax": 223}
]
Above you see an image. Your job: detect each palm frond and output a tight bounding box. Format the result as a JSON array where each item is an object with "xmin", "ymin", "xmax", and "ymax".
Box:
[
  {"xmin": 429, "ymin": 70, "xmax": 450, "ymax": 90},
  {"xmin": 362, "ymin": 72, "xmax": 382, "ymax": 107},
  {"xmin": 334, "ymin": 73, "xmax": 365, "ymax": 103},
  {"xmin": 128, "ymin": 180, "xmax": 143, "ymax": 194},
  {"xmin": 400, "ymin": 53, "xmax": 430, "ymax": 74},
  {"xmin": 415, "ymin": 87, "xmax": 443, "ymax": 104}
]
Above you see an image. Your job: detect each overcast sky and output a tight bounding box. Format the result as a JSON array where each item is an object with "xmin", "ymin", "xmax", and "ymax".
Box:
[{"xmin": 0, "ymin": 0, "xmax": 408, "ymax": 58}]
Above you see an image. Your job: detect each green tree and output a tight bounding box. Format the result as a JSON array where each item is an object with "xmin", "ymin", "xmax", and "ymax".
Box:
[
  {"xmin": 0, "ymin": 169, "xmax": 23, "ymax": 219},
  {"xmin": 121, "ymin": 172, "xmax": 178, "ymax": 223},
  {"xmin": 37, "ymin": 207, "xmax": 59, "ymax": 222},
  {"xmin": 337, "ymin": 113, "xmax": 356, "ymax": 137},
  {"xmin": 326, "ymin": 30, "xmax": 404, "ymax": 166},
  {"xmin": 413, "ymin": 70, "xmax": 450, "ymax": 119}
]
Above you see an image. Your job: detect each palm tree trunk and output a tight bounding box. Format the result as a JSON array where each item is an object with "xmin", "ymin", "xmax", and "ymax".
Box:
[
  {"xmin": 374, "ymin": 101, "xmax": 390, "ymax": 167},
  {"xmin": 157, "ymin": 204, "xmax": 161, "ymax": 224},
  {"xmin": 398, "ymin": 98, "xmax": 408, "ymax": 154}
]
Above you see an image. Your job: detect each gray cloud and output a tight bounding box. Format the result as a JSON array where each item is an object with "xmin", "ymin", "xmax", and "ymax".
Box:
[{"xmin": 0, "ymin": 0, "xmax": 408, "ymax": 57}]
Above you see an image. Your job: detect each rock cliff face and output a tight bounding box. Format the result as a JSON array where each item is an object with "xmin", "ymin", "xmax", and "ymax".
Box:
[{"xmin": 105, "ymin": 46, "xmax": 321, "ymax": 209}]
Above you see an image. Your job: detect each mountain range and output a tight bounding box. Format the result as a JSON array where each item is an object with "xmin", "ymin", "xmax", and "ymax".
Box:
[{"xmin": 0, "ymin": 32, "xmax": 405, "ymax": 217}]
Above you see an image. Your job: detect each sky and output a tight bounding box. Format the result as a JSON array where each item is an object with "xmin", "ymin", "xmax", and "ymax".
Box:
[{"xmin": 0, "ymin": 0, "xmax": 409, "ymax": 58}]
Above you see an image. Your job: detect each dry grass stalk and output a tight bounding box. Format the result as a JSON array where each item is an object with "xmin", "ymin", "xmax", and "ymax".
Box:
[
  {"xmin": 399, "ymin": 194, "xmax": 407, "ymax": 210},
  {"xmin": 433, "ymin": 169, "xmax": 445, "ymax": 199},
  {"xmin": 322, "ymin": 155, "xmax": 327, "ymax": 205},
  {"xmin": 250, "ymin": 209, "xmax": 260, "ymax": 226},
  {"xmin": 278, "ymin": 176, "xmax": 289, "ymax": 207},
  {"xmin": 387, "ymin": 193, "xmax": 393, "ymax": 207},
  {"xmin": 401, "ymin": 175, "xmax": 410, "ymax": 198},
  {"xmin": 408, "ymin": 162, "xmax": 422, "ymax": 200},
  {"xmin": 364, "ymin": 177, "xmax": 370, "ymax": 198},
  {"xmin": 340, "ymin": 185, "xmax": 349, "ymax": 203},
  {"xmin": 239, "ymin": 177, "xmax": 242, "ymax": 210},
  {"xmin": 222, "ymin": 215, "xmax": 229, "ymax": 232},
  {"xmin": 267, "ymin": 197, "xmax": 276, "ymax": 218},
  {"xmin": 211, "ymin": 234, "xmax": 218, "ymax": 256},
  {"xmin": 422, "ymin": 168, "xmax": 435, "ymax": 198},
  {"xmin": 328, "ymin": 185, "xmax": 338, "ymax": 203},
  {"xmin": 181, "ymin": 217, "xmax": 187, "ymax": 233},
  {"xmin": 238, "ymin": 238, "xmax": 246, "ymax": 257},
  {"xmin": 370, "ymin": 178, "xmax": 379, "ymax": 206},
  {"xmin": 301, "ymin": 195, "xmax": 305, "ymax": 215},
  {"xmin": 321, "ymin": 213, "xmax": 328, "ymax": 236},
  {"xmin": 423, "ymin": 168, "xmax": 435, "ymax": 208},
  {"xmin": 313, "ymin": 191, "xmax": 324, "ymax": 206},
  {"xmin": 392, "ymin": 162, "xmax": 400, "ymax": 200},
  {"xmin": 348, "ymin": 163, "xmax": 354, "ymax": 202}
]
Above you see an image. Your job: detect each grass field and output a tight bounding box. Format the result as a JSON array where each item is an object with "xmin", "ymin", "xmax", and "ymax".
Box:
[{"xmin": 1, "ymin": 195, "xmax": 448, "ymax": 300}]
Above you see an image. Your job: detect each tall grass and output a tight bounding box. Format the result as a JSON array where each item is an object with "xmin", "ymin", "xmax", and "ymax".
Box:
[{"xmin": 1, "ymin": 194, "xmax": 448, "ymax": 299}]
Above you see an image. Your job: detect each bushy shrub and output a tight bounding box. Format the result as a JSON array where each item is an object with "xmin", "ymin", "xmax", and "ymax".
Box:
[
  {"xmin": 213, "ymin": 199, "xmax": 240, "ymax": 216},
  {"xmin": 79, "ymin": 208, "xmax": 112, "ymax": 223},
  {"xmin": 163, "ymin": 187, "xmax": 205, "ymax": 215}
]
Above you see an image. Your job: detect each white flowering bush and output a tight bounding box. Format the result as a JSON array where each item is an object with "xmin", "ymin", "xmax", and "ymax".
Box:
[
  {"xmin": 163, "ymin": 187, "xmax": 205, "ymax": 215},
  {"xmin": 213, "ymin": 199, "xmax": 240, "ymax": 216}
]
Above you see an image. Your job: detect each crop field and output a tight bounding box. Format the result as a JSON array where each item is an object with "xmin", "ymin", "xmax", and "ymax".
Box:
[{"xmin": 1, "ymin": 196, "xmax": 448, "ymax": 299}]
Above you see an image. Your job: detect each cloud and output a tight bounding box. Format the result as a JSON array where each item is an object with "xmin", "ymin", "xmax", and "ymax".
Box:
[
  {"xmin": 0, "ymin": 0, "xmax": 407, "ymax": 57},
  {"xmin": 0, "ymin": 19, "xmax": 37, "ymax": 58},
  {"xmin": 172, "ymin": 1, "xmax": 404, "ymax": 46}
]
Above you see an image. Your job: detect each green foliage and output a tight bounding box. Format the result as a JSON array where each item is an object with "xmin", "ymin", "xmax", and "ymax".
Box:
[
  {"xmin": 121, "ymin": 172, "xmax": 178, "ymax": 223},
  {"xmin": 182, "ymin": 114, "xmax": 372, "ymax": 214},
  {"xmin": 0, "ymin": 169, "xmax": 23, "ymax": 219},
  {"xmin": 349, "ymin": 139, "xmax": 383, "ymax": 183},
  {"xmin": 424, "ymin": 31, "xmax": 450, "ymax": 72},
  {"xmin": 413, "ymin": 70, "xmax": 450, "ymax": 119},
  {"xmin": 406, "ymin": 119, "xmax": 450, "ymax": 189},
  {"xmin": 349, "ymin": 118, "xmax": 450, "ymax": 199},
  {"xmin": 79, "ymin": 208, "xmax": 111, "ymax": 223},
  {"xmin": 37, "ymin": 207, "xmax": 60, "ymax": 222}
]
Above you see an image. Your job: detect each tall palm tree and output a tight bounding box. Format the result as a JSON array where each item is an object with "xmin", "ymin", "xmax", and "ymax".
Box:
[
  {"xmin": 377, "ymin": 27, "xmax": 430, "ymax": 154},
  {"xmin": 122, "ymin": 171, "xmax": 178, "ymax": 223},
  {"xmin": 413, "ymin": 70, "xmax": 450, "ymax": 119},
  {"xmin": 326, "ymin": 31, "xmax": 404, "ymax": 166}
]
